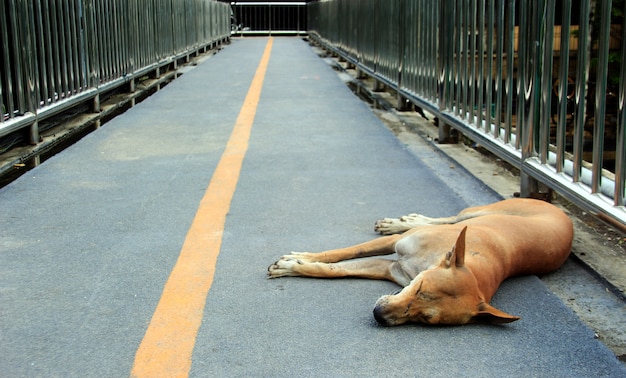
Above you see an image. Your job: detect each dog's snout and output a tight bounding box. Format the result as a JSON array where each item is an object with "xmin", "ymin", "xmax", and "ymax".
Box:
[
  {"xmin": 373, "ymin": 296, "xmax": 393, "ymax": 326},
  {"xmin": 373, "ymin": 304, "xmax": 390, "ymax": 326}
]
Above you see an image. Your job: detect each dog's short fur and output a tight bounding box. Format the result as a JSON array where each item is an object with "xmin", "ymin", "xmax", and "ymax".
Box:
[{"xmin": 268, "ymin": 199, "xmax": 573, "ymax": 325}]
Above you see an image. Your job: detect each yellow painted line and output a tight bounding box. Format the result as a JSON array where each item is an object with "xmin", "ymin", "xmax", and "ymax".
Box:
[{"xmin": 131, "ymin": 37, "xmax": 274, "ymax": 378}]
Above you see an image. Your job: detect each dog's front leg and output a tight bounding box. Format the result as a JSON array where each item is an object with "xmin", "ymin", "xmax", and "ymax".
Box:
[
  {"xmin": 267, "ymin": 234, "xmax": 402, "ymax": 280},
  {"xmin": 268, "ymin": 257, "xmax": 397, "ymax": 282}
]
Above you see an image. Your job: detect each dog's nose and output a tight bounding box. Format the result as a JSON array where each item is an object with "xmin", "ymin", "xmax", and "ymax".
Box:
[{"xmin": 373, "ymin": 304, "xmax": 390, "ymax": 326}]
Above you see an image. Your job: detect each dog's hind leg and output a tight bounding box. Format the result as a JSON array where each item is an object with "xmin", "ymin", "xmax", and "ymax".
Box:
[
  {"xmin": 375, "ymin": 214, "xmax": 461, "ymax": 235},
  {"xmin": 374, "ymin": 205, "xmax": 494, "ymax": 235}
]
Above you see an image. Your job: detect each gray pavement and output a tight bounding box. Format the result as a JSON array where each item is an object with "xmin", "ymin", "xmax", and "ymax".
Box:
[{"xmin": 1, "ymin": 37, "xmax": 624, "ymax": 377}]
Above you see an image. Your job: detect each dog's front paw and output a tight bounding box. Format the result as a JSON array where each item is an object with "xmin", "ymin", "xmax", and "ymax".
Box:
[{"xmin": 267, "ymin": 252, "xmax": 312, "ymax": 278}]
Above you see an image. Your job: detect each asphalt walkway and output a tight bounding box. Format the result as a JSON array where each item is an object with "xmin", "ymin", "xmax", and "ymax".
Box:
[{"xmin": 1, "ymin": 37, "xmax": 624, "ymax": 377}]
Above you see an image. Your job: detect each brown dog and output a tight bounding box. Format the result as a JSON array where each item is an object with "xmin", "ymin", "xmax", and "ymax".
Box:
[{"xmin": 268, "ymin": 198, "xmax": 573, "ymax": 325}]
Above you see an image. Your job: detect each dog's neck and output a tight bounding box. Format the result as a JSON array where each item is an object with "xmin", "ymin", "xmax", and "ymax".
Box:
[{"xmin": 465, "ymin": 258, "xmax": 508, "ymax": 302}]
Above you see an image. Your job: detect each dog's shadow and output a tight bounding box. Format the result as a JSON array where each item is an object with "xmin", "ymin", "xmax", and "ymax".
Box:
[{"xmin": 366, "ymin": 315, "xmax": 519, "ymax": 331}]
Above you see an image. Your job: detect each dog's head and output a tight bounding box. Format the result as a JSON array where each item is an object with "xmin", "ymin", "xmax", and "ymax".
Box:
[{"xmin": 373, "ymin": 226, "xmax": 520, "ymax": 326}]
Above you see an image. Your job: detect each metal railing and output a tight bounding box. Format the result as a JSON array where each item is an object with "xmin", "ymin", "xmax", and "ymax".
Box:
[
  {"xmin": 1, "ymin": 0, "xmax": 230, "ymax": 145},
  {"xmin": 231, "ymin": 2, "xmax": 307, "ymax": 35},
  {"xmin": 309, "ymin": 0, "xmax": 626, "ymax": 226}
]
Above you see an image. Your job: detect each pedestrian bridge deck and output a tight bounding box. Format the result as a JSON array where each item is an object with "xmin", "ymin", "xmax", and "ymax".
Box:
[{"xmin": 1, "ymin": 37, "xmax": 624, "ymax": 377}]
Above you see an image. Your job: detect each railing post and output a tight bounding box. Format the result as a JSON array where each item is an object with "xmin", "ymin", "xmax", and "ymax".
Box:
[
  {"xmin": 591, "ymin": 0, "xmax": 613, "ymax": 194},
  {"xmin": 519, "ymin": 1, "xmax": 541, "ymax": 198},
  {"xmin": 29, "ymin": 121, "xmax": 40, "ymax": 145},
  {"xmin": 19, "ymin": 1, "xmax": 40, "ymax": 145},
  {"xmin": 396, "ymin": 0, "xmax": 408, "ymax": 112},
  {"xmin": 616, "ymin": 0, "xmax": 626, "ymax": 206},
  {"xmin": 539, "ymin": 0, "xmax": 556, "ymax": 164},
  {"xmin": 437, "ymin": 0, "xmax": 452, "ymax": 143},
  {"xmin": 573, "ymin": 0, "xmax": 591, "ymax": 183},
  {"xmin": 555, "ymin": 0, "xmax": 572, "ymax": 173}
]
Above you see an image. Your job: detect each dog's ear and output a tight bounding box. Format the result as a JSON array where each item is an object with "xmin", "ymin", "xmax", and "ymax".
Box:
[
  {"xmin": 473, "ymin": 302, "xmax": 521, "ymax": 324},
  {"xmin": 445, "ymin": 226, "xmax": 467, "ymax": 268}
]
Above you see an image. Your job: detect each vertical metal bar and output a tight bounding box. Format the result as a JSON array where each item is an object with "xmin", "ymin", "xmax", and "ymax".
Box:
[
  {"xmin": 118, "ymin": 0, "xmax": 128, "ymax": 76},
  {"xmin": 503, "ymin": 0, "xmax": 515, "ymax": 144},
  {"xmin": 72, "ymin": 0, "xmax": 82, "ymax": 91},
  {"xmin": 94, "ymin": 0, "xmax": 109, "ymax": 79},
  {"xmin": 119, "ymin": 0, "xmax": 127, "ymax": 74},
  {"xmin": 448, "ymin": 0, "xmax": 455, "ymax": 115},
  {"xmin": 438, "ymin": 0, "xmax": 448, "ymax": 111},
  {"xmin": 397, "ymin": 0, "xmax": 406, "ymax": 97},
  {"xmin": 484, "ymin": 0, "xmax": 494, "ymax": 133},
  {"xmin": 18, "ymin": 0, "xmax": 40, "ymax": 142},
  {"xmin": 438, "ymin": 0, "xmax": 451, "ymax": 140},
  {"xmin": 516, "ymin": 0, "xmax": 528, "ymax": 150},
  {"xmin": 416, "ymin": 1, "xmax": 422, "ymax": 100},
  {"xmin": 523, "ymin": 0, "xmax": 539, "ymax": 158},
  {"xmin": 389, "ymin": 2, "xmax": 398, "ymax": 84},
  {"xmin": 404, "ymin": 0, "xmax": 411, "ymax": 91},
  {"xmin": 65, "ymin": 0, "xmax": 76, "ymax": 88},
  {"xmin": 430, "ymin": 0, "xmax": 439, "ymax": 103},
  {"xmin": 408, "ymin": 0, "xmax": 414, "ymax": 94},
  {"xmin": 469, "ymin": 0, "xmax": 477, "ymax": 125},
  {"xmin": 96, "ymin": 1, "xmax": 107, "ymax": 81},
  {"xmin": 460, "ymin": 0, "xmax": 468, "ymax": 119},
  {"xmin": 88, "ymin": 0, "xmax": 101, "ymax": 121},
  {"xmin": 412, "ymin": 0, "xmax": 418, "ymax": 95},
  {"xmin": 91, "ymin": 0, "xmax": 100, "ymax": 82},
  {"xmin": 454, "ymin": 0, "xmax": 461, "ymax": 113},
  {"xmin": 0, "ymin": 1, "xmax": 12, "ymax": 120},
  {"xmin": 57, "ymin": 0, "xmax": 69, "ymax": 96},
  {"xmin": 33, "ymin": 0, "xmax": 47, "ymax": 105},
  {"xmin": 78, "ymin": 0, "xmax": 88, "ymax": 91},
  {"xmin": 8, "ymin": 0, "xmax": 26, "ymax": 113},
  {"xmin": 615, "ymin": 0, "xmax": 626, "ymax": 206},
  {"xmin": 422, "ymin": 0, "xmax": 428, "ymax": 97},
  {"xmin": 108, "ymin": 0, "xmax": 118, "ymax": 74},
  {"xmin": 455, "ymin": 0, "xmax": 464, "ymax": 118},
  {"xmin": 152, "ymin": 0, "xmax": 159, "ymax": 57},
  {"xmin": 49, "ymin": 1, "xmax": 64, "ymax": 91},
  {"xmin": 591, "ymin": 0, "xmax": 613, "ymax": 194},
  {"xmin": 106, "ymin": 0, "xmax": 114, "ymax": 77},
  {"xmin": 520, "ymin": 1, "xmax": 541, "ymax": 197},
  {"xmin": 0, "ymin": 5, "xmax": 4, "ymax": 116},
  {"xmin": 111, "ymin": 1, "xmax": 120, "ymax": 78},
  {"xmin": 419, "ymin": 1, "xmax": 425, "ymax": 99},
  {"xmin": 43, "ymin": 0, "xmax": 54, "ymax": 99},
  {"xmin": 556, "ymin": 0, "xmax": 572, "ymax": 173},
  {"xmin": 85, "ymin": 0, "xmax": 99, "ymax": 88},
  {"xmin": 476, "ymin": 0, "xmax": 485, "ymax": 130},
  {"xmin": 494, "ymin": 0, "xmax": 505, "ymax": 139},
  {"xmin": 404, "ymin": 0, "xmax": 411, "ymax": 95},
  {"xmin": 572, "ymin": 0, "xmax": 591, "ymax": 183},
  {"xmin": 539, "ymin": 0, "xmax": 555, "ymax": 164},
  {"xmin": 267, "ymin": 4, "xmax": 272, "ymax": 35},
  {"xmin": 408, "ymin": 0, "xmax": 415, "ymax": 94},
  {"xmin": 127, "ymin": 0, "xmax": 136, "ymax": 74}
]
